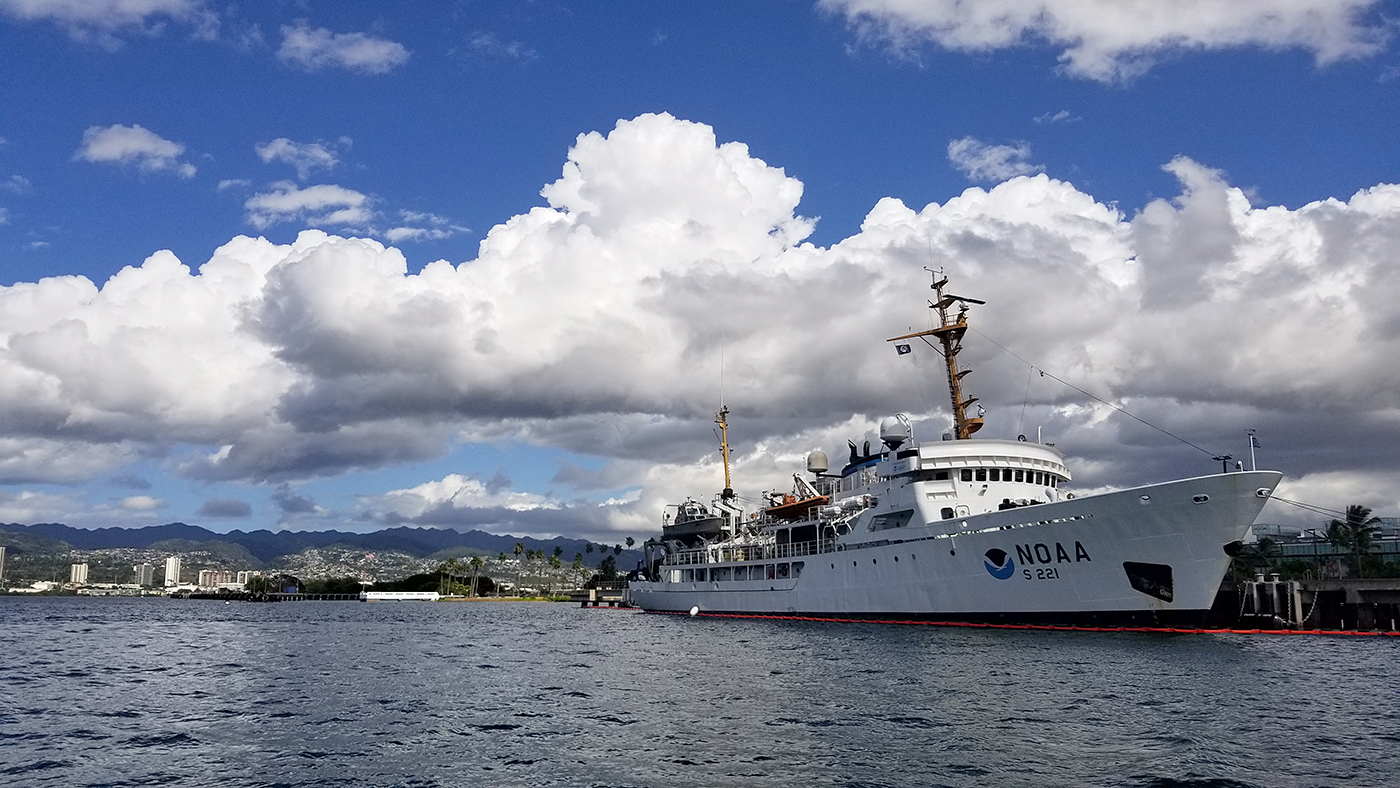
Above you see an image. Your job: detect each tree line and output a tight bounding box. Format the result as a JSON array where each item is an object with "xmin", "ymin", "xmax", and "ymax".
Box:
[{"xmin": 1239, "ymin": 504, "xmax": 1394, "ymax": 580}]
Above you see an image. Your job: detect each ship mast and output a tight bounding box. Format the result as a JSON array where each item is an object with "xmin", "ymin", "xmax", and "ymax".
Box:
[
  {"xmin": 888, "ymin": 271, "xmax": 985, "ymax": 440},
  {"xmin": 716, "ymin": 405, "xmax": 735, "ymax": 501}
]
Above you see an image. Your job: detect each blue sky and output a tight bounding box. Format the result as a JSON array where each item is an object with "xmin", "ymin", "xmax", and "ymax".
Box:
[{"xmin": 2, "ymin": 0, "xmax": 1399, "ymax": 539}]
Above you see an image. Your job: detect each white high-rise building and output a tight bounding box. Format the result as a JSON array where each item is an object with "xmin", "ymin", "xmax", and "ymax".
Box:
[
  {"xmin": 70, "ymin": 563, "xmax": 89, "ymax": 584},
  {"xmin": 134, "ymin": 563, "xmax": 155, "ymax": 586},
  {"xmin": 164, "ymin": 556, "xmax": 182, "ymax": 587},
  {"xmin": 0, "ymin": 545, "xmax": 7, "ymax": 586}
]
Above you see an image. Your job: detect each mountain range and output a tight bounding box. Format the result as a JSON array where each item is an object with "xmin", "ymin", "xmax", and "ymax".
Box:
[{"xmin": 0, "ymin": 521, "xmax": 636, "ymax": 566}]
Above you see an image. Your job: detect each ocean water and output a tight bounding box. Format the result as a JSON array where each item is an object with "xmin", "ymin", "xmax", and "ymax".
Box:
[{"xmin": 1, "ymin": 597, "xmax": 1397, "ymax": 788}]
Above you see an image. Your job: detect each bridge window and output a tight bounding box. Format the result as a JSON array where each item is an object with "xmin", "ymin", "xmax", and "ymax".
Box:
[
  {"xmin": 934, "ymin": 470, "xmax": 949, "ymax": 480},
  {"xmin": 1034, "ymin": 471, "xmax": 1043, "ymax": 485},
  {"xmin": 777, "ymin": 563, "xmax": 791, "ymax": 579},
  {"xmin": 792, "ymin": 562, "xmax": 804, "ymax": 578},
  {"xmin": 961, "ymin": 469, "xmax": 973, "ymax": 482},
  {"xmin": 975, "ymin": 469, "xmax": 987, "ymax": 482},
  {"xmin": 989, "ymin": 468, "xmax": 1000, "ymax": 482},
  {"xmin": 1014, "ymin": 469, "xmax": 1024, "ymax": 482},
  {"xmin": 941, "ymin": 507, "xmax": 954, "ymax": 519}
]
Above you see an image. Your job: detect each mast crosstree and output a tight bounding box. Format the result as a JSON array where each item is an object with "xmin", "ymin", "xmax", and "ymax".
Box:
[
  {"xmin": 716, "ymin": 405, "xmax": 735, "ymax": 501},
  {"xmin": 888, "ymin": 271, "xmax": 985, "ymax": 440}
]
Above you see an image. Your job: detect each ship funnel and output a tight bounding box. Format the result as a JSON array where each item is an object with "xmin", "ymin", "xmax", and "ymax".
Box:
[
  {"xmin": 880, "ymin": 414, "xmax": 911, "ymax": 450},
  {"xmin": 806, "ymin": 450, "xmax": 829, "ymax": 476}
]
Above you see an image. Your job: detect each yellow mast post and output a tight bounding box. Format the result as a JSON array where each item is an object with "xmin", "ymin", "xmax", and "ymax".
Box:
[
  {"xmin": 888, "ymin": 272, "xmax": 985, "ymax": 440},
  {"xmin": 716, "ymin": 405, "xmax": 735, "ymax": 501}
]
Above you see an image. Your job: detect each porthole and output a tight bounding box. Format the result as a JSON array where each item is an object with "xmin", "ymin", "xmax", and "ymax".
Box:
[
  {"xmin": 1192, "ymin": 494, "xmax": 1210, "ymax": 504},
  {"xmin": 1139, "ymin": 495, "xmax": 1151, "ymax": 505}
]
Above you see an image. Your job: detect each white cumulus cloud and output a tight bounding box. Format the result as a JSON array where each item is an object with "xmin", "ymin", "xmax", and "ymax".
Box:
[
  {"xmin": 3, "ymin": 175, "xmax": 32, "ymax": 194},
  {"xmin": 73, "ymin": 123, "xmax": 196, "ymax": 178},
  {"xmin": 1034, "ymin": 109, "xmax": 1079, "ymax": 124},
  {"xmin": 821, "ymin": 0, "xmax": 1392, "ymax": 82},
  {"xmin": 255, "ymin": 138, "xmax": 340, "ymax": 180},
  {"xmin": 465, "ymin": 31, "xmax": 536, "ymax": 60},
  {"xmin": 243, "ymin": 181, "xmax": 371, "ymax": 229},
  {"xmin": 947, "ymin": 136, "xmax": 1043, "ymax": 182},
  {"xmin": 6, "ymin": 112, "xmax": 1400, "ymax": 534},
  {"xmin": 119, "ymin": 494, "xmax": 164, "ymax": 510},
  {"xmin": 383, "ymin": 210, "xmax": 467, "ymax": 243},
  {"xmin": 0, "ymin": 0, "xmax": 206, "ymax": 46},
  {"xmin": 277, "ymin": 20, "xmax": 409, "ymax": 73}
]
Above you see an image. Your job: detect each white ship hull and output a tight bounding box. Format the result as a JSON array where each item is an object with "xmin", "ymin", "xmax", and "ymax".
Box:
[{"xmin": 628, "ymin": 470, "xmax": 1280, "ymax": 626}]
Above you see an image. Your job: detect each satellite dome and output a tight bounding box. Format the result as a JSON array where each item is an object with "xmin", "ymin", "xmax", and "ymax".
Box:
[{"xmin": 880, "ymin": 415, "xmax": 911, "ymax": 450}]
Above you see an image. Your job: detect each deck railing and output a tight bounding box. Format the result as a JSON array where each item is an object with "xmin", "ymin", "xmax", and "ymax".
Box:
[{"xmin": 661, "ymin": 538, "xmax": 829, "ymax": 567}]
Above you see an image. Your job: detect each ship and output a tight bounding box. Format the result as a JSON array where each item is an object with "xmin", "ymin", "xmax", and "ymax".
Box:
[{"xmin": 625, "ymin": 272, "xmax": 1283, "ymax": 626}]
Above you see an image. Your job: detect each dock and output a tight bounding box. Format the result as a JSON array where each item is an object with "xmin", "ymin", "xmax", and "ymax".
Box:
[
  {"xmin": 571, "ymin": 581, "xmax": 628, "ymax": 607},
  {"xmin": 1231, "ymin": 575, "xmax": 1400, "ymax": 630}
]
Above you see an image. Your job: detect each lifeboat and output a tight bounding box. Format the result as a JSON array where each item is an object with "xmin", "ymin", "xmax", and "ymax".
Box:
[{"xmin": 764, "ymin": 493, "xmax": 829, "ymax": 521}]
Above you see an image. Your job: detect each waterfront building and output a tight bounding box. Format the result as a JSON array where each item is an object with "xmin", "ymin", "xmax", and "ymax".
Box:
[
  {"xmin": 164, "ymin": 556, "xmax": 182, "ymax": 587},
  {"xmin": 197, "ymin": 569, "xmax": 234, "ymax": 588},
  {"xmin": 1378, "ymin": 517, "xmax": 1400, "ymax": 538},
  {"xmin": 236, "ymin": 570, "xmax": 255, "ymax": 586},
  {"xmin": 70, "ymin": 563, "xmax": 89, "ymax": 584},
  {"xmin": 134, "ymin": 563, "xmax": 155, "ymax": 586}
]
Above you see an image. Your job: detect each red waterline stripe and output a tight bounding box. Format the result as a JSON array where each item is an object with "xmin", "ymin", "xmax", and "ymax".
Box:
[{"xmin": 613, "ymin": 608, "xmax": 1400, "ymax": 637}]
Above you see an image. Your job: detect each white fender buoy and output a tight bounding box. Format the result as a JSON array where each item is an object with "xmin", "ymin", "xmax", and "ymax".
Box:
[{"xmin": 689, "ymin": 605, "xmax": 699, "ymax": 617}]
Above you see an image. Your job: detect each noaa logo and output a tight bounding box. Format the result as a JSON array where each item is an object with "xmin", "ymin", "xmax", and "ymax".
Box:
[{"xmin": 983, "ymin": 548, "xmax": 1016, "ymax": 580}]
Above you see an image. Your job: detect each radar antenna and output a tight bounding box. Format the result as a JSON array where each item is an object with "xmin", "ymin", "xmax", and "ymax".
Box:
[{"xmin": 887, "ymin": 269, "xmax": 985, "ymax": 440}]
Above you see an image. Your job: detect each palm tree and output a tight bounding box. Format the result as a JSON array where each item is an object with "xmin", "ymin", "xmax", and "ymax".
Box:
[
  {"xmin": 514, "ymin": 542, "xmax": 524, "ymax": 562},
  {"xmin": 469, "ymin": 556, "xmax": 484, "ymax": 597},
  {"xmin": 443, "ymin": 557, "xmax": 464, "ymax": 595},
  {"xmin": 1327, "ymin": 504, "xmax": 1382, "ymax": 578},
  {"xmin": 625, "ymin": 537, "xmax": 635, "ymax": 549}
]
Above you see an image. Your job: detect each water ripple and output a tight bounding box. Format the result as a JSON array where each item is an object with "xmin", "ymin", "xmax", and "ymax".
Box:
[{"xmin": 2, "ymin": 597, "xmax": 1397, "ymax": 787}]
